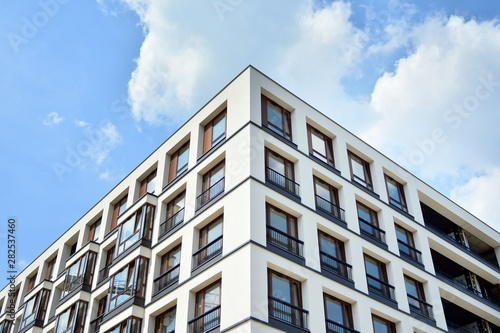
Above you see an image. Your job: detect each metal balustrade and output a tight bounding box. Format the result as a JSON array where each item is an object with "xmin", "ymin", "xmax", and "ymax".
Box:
[
  {"xmin": 266, "ymin": 225, "xmax": 304, "ymax": 257},
  {"xmin": 319, "ymin": 251, "xmax": 352, "ymax": 280},
  {"xmin": 188, "ymin": 305, "xmax": 221, "ymax": 333},
  {"xmin": 192, "ymin": 236, "xmax": 223, "ymax": 269},
  {"xmin": 266, "ymin": 167, "xmax": 300, "ymax": 197},
  {"xmin": 407, "ymin": 294, "xmax": 434, "ymax": 320},
  {"xmin": 196, "ymin": 178, "xmax": 225, "ymax": 209},
  {"xmin": 154, "ymin": 264, "xmax": 180, "ymax": 293},
  {"xmin": 159, "ymin": 208, "xmax": 185, "ymax": 237},
  {"xmin": 359, "ymin": 218, "xmax": 386, "ymax": 244},
  {"xmin": 268, "ymin": 297, "xmax": 308, "ymax": 329},
  {"xmin": 397, "ymin": 240, "xmax": 422, "ymax": 264},
  {"xmin": 326, "ymin": 319, "xmax": 360, "ymax": 333},
  {"xmin": 366, "ymin": 274, "xmax": 396, "ymax": 301},
  {"xmin": 315, "ymin": 195, "xmax": 346, "ymax": 222}
]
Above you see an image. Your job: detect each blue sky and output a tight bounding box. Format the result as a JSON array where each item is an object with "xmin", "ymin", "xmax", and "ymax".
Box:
[{"xmin": 1, "ymin": 0, "xmax": 499, "ymax": 279}]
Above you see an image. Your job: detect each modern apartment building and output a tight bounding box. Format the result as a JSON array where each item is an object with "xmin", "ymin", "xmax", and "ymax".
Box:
[{"xmin": 0, "ymin": 66, "xmax": 499, "ymax": 333}]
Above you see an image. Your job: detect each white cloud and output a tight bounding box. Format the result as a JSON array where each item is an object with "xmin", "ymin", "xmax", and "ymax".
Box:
[
  {"xmin": 73, "ymin": 120, "xmax": 123, "ymax": 166},
  {"xmin": 75, "ymin": 119, "xmax": 89, "ymax": 128},
  {"xmin": 450, "ymin": 168, "xmax": 500, "ymax": 231},
  {"xmin": 42, "ymin": 112, "xmax": 64, "ymax": 126},
  {"xmin": 99, "ymin": 170, "xmax": 112, "ymax": 181}
]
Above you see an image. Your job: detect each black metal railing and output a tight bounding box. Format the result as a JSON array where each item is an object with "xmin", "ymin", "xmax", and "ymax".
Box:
[
  {"xmin": 196, "ymin": 178, "xmax": 225, "ymax": 209},
  {"xmin": 315, "ymin": 195, "xmax": 345, "ymax": 222},
  {"xmin": 319, "ymin": 251, "xmax": 352, "ymax": 280},
  {"xmin": 397, "ymin": 240, "xmax": 422, "ymax": 264},
  {"xmin": 89, "ymin": 313, "xmax": 105, "ymax": 333},
  {"xmin": 268, "ymin": 296, "xmax": 308, "ymax": 329},
  {"xmin": 154, "ymin": 264, "xmax": 180, "ymax": 293},
  {"xmin": 97, "ymin": 266, "xmax": 109, "ymax": 283},
  {"xmin": 359, "ymin": 218, "xmax": 386, "ymax": 244},
  {"xmin": 267, "ymin": 225, "xmax": 304, "ymax": 257},
  {"xmin": 159, "ymin": 208, "xmax": 185, "ymax": 237},
  {"xmin": 188, "ymin": 305, "xmax": 221, "ymax": 333},
  {"xmin": 366, "ymin": 274, "xmax": 396, "ymax": 301},
  {"xmin": 266, "ymin": 167, "xmax": 300, "ymax": 197},
  {"xmin": 407, "ymin": 294, "xmax": 434, "ymax": 319},
  {"xmin": 446, "ymin": 320, "xmax": 479, "ymax": 333},
  {"xmin": 192, "ymin": 236, "xmax": 223, "ymax": 269},
  {"xmin": 326, "ymin": 319, "xmax": 360, "ymax": 333}
]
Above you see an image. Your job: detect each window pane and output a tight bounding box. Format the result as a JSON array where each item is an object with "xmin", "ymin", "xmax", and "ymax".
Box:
[
  {"xmin": 120, "ymin": 217, "xmax": 135, "ymax": 241},
  {"xmin": 207, "ymin": 219, "xmax": 222, "ymax": 243},
  {"xmin": 319, "ymin": 234, "xmax": 338, "ymax": 258},
  {"xmin": 404, "ymin": 278, "xmax": 419, "ymax": 298},
  {"xmin": 146, "ymin": 176, "xmax": 156, "ymax": 194},
  {"xmin": 269, "ymin": 208, "xmax": 288, "ymax": 233},
  {"xmin": 168, "ymin": 248, "xmax": 181, "ymax": 268},
  {"xmin": 365, "ymin": 257, "xmax": 381, "ymax": 279},
  {"xmin": 271, "ymin": 274, "xmax": 292, "ymax": 303},
  {"xmin": 267, "ymin": 103, "xmax": 283, "ymax": 131},
  {"xmin": 203, "ymin": 283, "xmax": 221, "ymax": 312},
  {"xmin": 177, "ymin": 145, "xmax": 189, "ymax": 173},
  {"xmin": 395, "ymin": 226, "xmax": 409, "ymax": 244},
  {"xmin": 325, "ymin": 298, "xmax": 344, "ymax": 324},
  {"xmin": 210, "ymin": 164, "xmax": 225, "ymax": 185},
  {"xmin": 357, "ymin": 205, "xmax": 373, "ymax": 223},
  {"xmin": 118, "ymin": 199, "xmax": 127, "ymax": 215},
  {"xmin": 161, "ymin": 309, "xmax": 176, "ymax": 333},
  {"xmin": 311, "ymin": 131, "xmax": 327, "ymax": 157},
  {"xmin": 373, "ymin": 317, "xmax": 391, "ymax": 333},
  {"xmin": 268, "ymin": 153, "xmax": 285, "ymax": 174},
  {"xmin": 315, "ymin": 180, "xmax": 331, "ymax": 201},
  {"xmin": 56, "ymin": 307, "xmax": 71, "ymax": 333},
  {"xmin": 351, "ymin": 157, "xmax": 366, "ymax": 181},
  {"xmin": 212, "ymin": 114, "xmax": 226, "ymax": 144}
]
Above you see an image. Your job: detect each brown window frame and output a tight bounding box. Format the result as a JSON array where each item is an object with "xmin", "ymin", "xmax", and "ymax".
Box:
[
  {"xmin": 348, "ymin": 151, "xmax": 373, "ymax": 190},
  {"xmin": 108, "ymin": 257, "xmax": 148, "ymax": 312},
  {"xmin": 323, "ymin": 293, "xmax": 354, "ymax": 330},
  {"xmin": 168, "ymin": 142, "xmax": 189, "ymax": 182},
  {"xmin": 163, "ymin": 191, "xmax": 186, "ymax": 232},
  {"xmin": 265, "ymin": 148, "xmax": 298, "ymax": 195},
  {"xmin": 203, "ymin": 110, "xmax": 227, "ymax": 154},
  {"xmin": 54, "ymin": 300, "xmax": 87, "ymax": 333},
  {"xmin": 45, "ymin": 257, "xmax": 57, "ymax": 281},
  {"xmin": 385, "ymin": 175, "xmax": 408, "ymax": 212},
  {"xmin": 313, "ymin": 177, "xmax": 342, "ymax": 219},
  {"xmin": 364, "ymin": 254, "xmax": 389, "ymax": 283},
  {"xmin": 372, "ymin": 314, "xmax": 397, "ymax": 333},
  {"xmin": 267, "ymin": 269, "xmax": 304, "ymax": 326},
  {"xmin": 404, "ymin": 275, "xmax": 426, "ymax": 301},
  {"xmin": 27, "ymin": 273, "xmax": 37, "ymax": 292},
  {"xmin": 88, "ymin": 218, "xmax": 102, "ymax": 243},
  {"xmin": 155, "ymin": 306, "xmax": 176, "ymax": 333},
  {"xmin": 201, "ymin": 161, "xmax": 225, "ymax": 195},
  {"xmin": 266, "ymin": 203, "xmax": 298, "ymax": 238},
  {"xmin": 195, "ymin": 280, "xmax": 222, "ymax": 317},
  {"xmin": 111, "ymin": 195, "xmax": 128, "ymax": 230},
  {"xmin": 307, "ymin": 124, "xmax": 334, "ymax": 167},
  {"xmin": 198, "ymin": 216, "xmax": 223, "ymax": 249},
  {"xmin": 318, "ymin": 231, "xmax": 346, "ymax": 261},
  {"xmin": 261, "ymin": 95, "xmax": 292, "ymax": 141},
  {"xmin": 139, "ymin": 169, "xmax": 157, "ymax": 196}
]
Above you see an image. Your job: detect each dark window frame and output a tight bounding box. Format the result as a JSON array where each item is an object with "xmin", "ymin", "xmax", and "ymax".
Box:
[
  {"xmin": 139, "ymin": 169, "xmax": 157, "ymax": 196},
  {"xmin": 45, "ymin": 257, "xmax": 57, "ymax": 281},
  {"xmin": 323, "ymin": 293, "xmax": 354, "ymax": 330},
  {"xmin": 155, "ymin": 306, "xmax": 176, "ymax": 333},
  {"xmin": 348, "ymin": 151, "xmax": 373, "ymax": 190},
  {"xmin": 88, "ymin": 218, "xmax": 102, "ymax": 243},
  {"xmin": 261, "ymin": 95, "xmax": 292, "ymax": 141},
  {"xmin": 168, "ymin": 141, "xmax": 190, "ymax": 183},
  {"xmin": 111, "ymin": 195, "xmax": 128, "ymax": 230},
  {"xmin": 372, "ymin": 314, "xmax": 397, "ymax": 333},
  {"xmin": 307, "ymin": 124, "xmax": 335, "ymax": 167},
  {"xmin": 385, "ymin": 175, "xmax": 408, "ymax": 212},
  {"xmin": 203, "ymin": 109, "xmax": 227, "ymax": 154}
]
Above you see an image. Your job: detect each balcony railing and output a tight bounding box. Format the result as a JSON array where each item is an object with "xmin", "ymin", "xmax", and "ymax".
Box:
[
  {"xmin": 366, "ymin": 274, "xmax": 396, "ymax": 301},
  {"xmin": 266, "ymin": 167, "xmax": 300, "ymax": 197},
  {"xmin": 315, "ymin": 195, "xmax": 345, "ymax": 222},
  {"xmin": 267, "ymin": 225, "xmax": 304, "ymax": 257},
  {"xmin": 192, "ymin": 235, "xmax": 223, "ymax": 270},
  {"xmin": 326, "ymin": 319, "xmax": 360, "ymax": 333},
  {"xmin": 159, "ymin": 208, "xmax": 185, "ymax": 237},
  {"xmin": 196, "ymin": 178, "xmax": 225, "ymax": 210},
  {"xmin": 446, "ymin": 320, "xmax": 481, "ymax": 333},
  {"xmin": 268, "ymin": 296, "xmax": 308, "ymax": 329},
  {"xmin": 97, "ymin": 266, "xmax": 109, "ymax": 283},
  {"xmin": 154, "ymin": 264, "xmax": 180, "ymax": 293},
  {"xmin": 319, "ymin": 251, "xmax": 352, "ymax": 280},
  {"xmin": 89, "ymin": 313, "xmax": 105, "ymax": 333},
  {"xmin": 397, "ymin": 240, "xmax": 422, "ymax": 264},
  {"xmin": 359, "ymin": 218, "xmax": 386, "ymax": 244},
  {"xmin": 188, "ymin": 305, "xmax": 221, "ymax": 333},
  {"xmin": 407, "ymin": 294, "xmax": 434, "ymax": 320}
]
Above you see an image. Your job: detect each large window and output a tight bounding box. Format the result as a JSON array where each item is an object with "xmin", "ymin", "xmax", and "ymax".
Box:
[
  {"xmin": 155, "ymin": 306, "xmax": 176, "ymax": 333},
  {"xmin": 372, "ymin": 315, "xmax": 396, "ymax": 333},
  {"xmin": 98, "ymin": 246, "xmax": 114, "ymax": 282},
  {"xmin": 314, "ymin": 177, "xmax": 343, "ymax": 221},
  {"xmin": 193, "ymin": 216, "xmax": 223, "ymax": 269},
  {"xmin": 357, "ymin": 202, "xmax": 385, "ymax": 244},
  {"xmin": 364, "ymin": 255, "xmax": 395, "ymax": 301},
  {"xmin": 155, "ymin": 245, "xmax": 181, "ymax": 293},
  {"xmin": 108, "ymin": 257, "xmax": 148, "ymax": 312},
  {"xmin": 197, "ymin": 161, "xmax": 225, "ymax": 208},
  {"xmin": 0, "ymin": 320, "xmax": 13, "ymax": 333},
  {"xmin": 385, "ymin": 175, "xmax": 407, "ymax": 212},
  {"xmin": 265, "ymin": 149, "xmax": 299, "ymax": 196},
  {"xmin": 106, "ymin": 317, "xmax": 142, "ymax": 333},
  {"xmin": 139, "ymin": 169, "xmax": 157, "ymax": 196},
  {"xmin": 62, "ymin": 251, "xmax": 97, "ymax": 297},
  {"xmin": 348, "ymin": 151, "xmax": 372, "ymax": 190},
  {"xmin": 160, "ymin": 191, "xmax": 186, "ymax": 237},
  {"xmin": 168, "ymin": 142, "xmax": 189, "ymax": 182},
  {"xmin": 111, "ymin": 195, "xmax": 128, "ymax": 230},
  {"xmin": 189, "ymin": 281, "xmax": 221, "ymax": 333},
  {"xmin": 88, "ymin": 219, "xmax": 101, "ymax": 243},
  {"xmin": 20, "ymin": 289, "xmax": 50, "ymax": 330},
  {"xmin": 307, "ymin": 125, "xmax": 334, "ymax": 167},
  {"xmin": 395, "ymin": 225, "xmax": 422, "ymax": 264},
  {"xmin": 45, "ymin": 256, "xmax": 57, "ymax": 281},
  {"xmin": 404, "ymin": 276, "xmax": 433, "ymax": 319},
  {"xmin": 318, "ymin": 231, "xmax": 351, "ymax": 280},
  {"xmin": 262, "ymin": 95, "xmax": 292, "ymax": 141},
  {"xmin": 266, "ymin": 204, "xmax": 303, "ymax": 257},
  {"xmin": 27, "ymin": 273, "xmax": 37, "ymax": 292},
  {"xmin": 268, "ymin": 269, "xmax": 307, "ymax": 329},
  {"xmin": 324, "ymin": 294, "xmax": 356, "ymax": 333},
  {"xmin": 55, "ymin": 301, "xmax": 87, "ymax": 333},
  {"xmin": 203, "ymin": 110, "xmax": 226, "ymax": 153},
  {"xmin": 116, "ymin": 203, "xmax": 155, "ymax": 256}
]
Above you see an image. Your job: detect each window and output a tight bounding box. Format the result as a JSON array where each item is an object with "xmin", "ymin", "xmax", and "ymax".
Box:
[
  {"xmin": 27, "ymin": 273, "xmax": 37, "ymax": 292},
  {"xmin": 404, "ymin": 276, "xmax": 433, "ymax": 319},
  {"xmin": 385, "ymin": 175, "xmax": 407, "ymax": 212},
  {"xmin": 364, "ymin": 255, "xmax": 395, "ymax": 301},
  {"xmin": 161, "ymin": 192, "xmax": 185, "ymax": 237},
  {"xmin": 0, "ymin": 320, "xmax": 13, "ymax": 333},
  {"xmin": 140, "ymin": 169, "xmax": 157, "ymax": 196},
  {"xmin": 62, "ymin": 251, "xmax": 97, "ymax": 297},
  {"xmin": 189, "ymin": 281, "xmax": 221, "ymax": 333},
  {"xmin": 20, "ymin": 289, "xmax": 50, "ymax": 330},
  {"xmin": 395, "ymin": 225, "xmax": 422, "ymax": 264},
  {"xmin": 168, "ymin": 142, "xmax": 189, "ymax": 182},
  {"xmin": 197, "ymin": 161, "xmax": 225, "ymax": 208},
  {"xmin": 45, "ymin": 257, "xmax": 57, "ymax": 281},
  {"xmin": 55, "ymin": 300, "xmax": 87, "ymax": 333},
  {"xmin": 357, "ymin": 202, "xmax": 385, "ymax": 244},
  {"xmin": 98, "ymin": 246, "xmax": 114, "ymax": 282},
  {"xmin": 318, "ymin": 231, "xmax": 351, "ymax": 280},
  {"xmin": 314, "ymin": 177, "xmax": 343, "ymax": 221},
  {"xmin": 324, "ymin": 294, "xmax": 355, "ymax": 333},
  {"xmin": 266, "ymin": 204, "xmax": 302, "ymax": 257},
  {"xmin": 265, "ymin": 149, "xmax": 299, "ymax": 196},
  {"xmin": 372, "ymin": 315, "xmax": 396, "ymax": 333},
  {"xmin": 111, "ymin": 195, "xmax": 128, "ymax": 230},
  {"xmin": 203, "ymin": 110, "xmax": 226, "ymax": 153},
  {"xmin": 155, "ymin": 306, "xmax": 176, "ymax": 333},
  {"xmin": 108, "ymin": 257, "xmax": 148, "ymax": 311},
  {"xmin": 348, "ymin": 151, "xmax": 372, "ymax": 190},
  {"xmin": 262, "ymin": 95, "xmax": 292, "ymax": 141},
  {"xmin": 268, "ymin": 269, "xmax": 306, "ymax": 328},
  {"xmin": 107, "ymin": 317, "xmax": 142, "ymax": 333},
  {"xmin": 116, "ymin": 204, "xmax": 155, "ymax": 256},
  {"xmin": 88, "ymin": 219, "xmax": 102, "ymax": 243},
  {"xmin": 155, "ymin": 245, "xmax": 181, "ymax": 292},
  {"xmin": 90, "ymin": 296, "xmax": 107, "ymax": 333},
  {"xmin": 307, "ymin": 125, "xmax": 334, "ymax": 166},
  {"xmin": 193, "ymin": 217, "xmax": 223, "ymax": 269}
]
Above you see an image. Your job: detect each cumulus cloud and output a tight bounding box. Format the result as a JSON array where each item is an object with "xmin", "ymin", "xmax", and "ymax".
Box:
[
  {"xmin": 43, "ymin": 112, "xmax": 64, "ymax": 126},
  {"xmin": 73, "ymin": 120, "xmax": 123, "ymax": 166}
]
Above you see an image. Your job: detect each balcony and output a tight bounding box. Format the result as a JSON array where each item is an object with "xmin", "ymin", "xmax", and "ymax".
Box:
[
  {"xmin": 315, "ymin": 195, "xmax": 346, "ymax": 224},
  {"xmin": 442, "ymin": 298, "xmax": 499, "ymax": 333},
  {"xmin": 325, "ymin": 319, "xmax": 360, "ymax": 333},
  {"xmin": 319, "ymin": 251, "xmax": 352, "ymax": 281},
  {"xmin": 188, "ymin": 305, "xmax": 221, "ymax": 333},
  {"xmin": 159, "ymin": 208, "xmax": 185, "ymax": 238},
  {"xmin": 397, "ymin": 240, "xmax": 423, "ymax": 265},
  {"xmin": 154, "ymin": 264, "xmax": 180, "ymax": 293},
  {"xmin": 266, "ymin": 167, "xmax": 300, "ymax": 198},
  {"xmin": 268, "ymin": 297, "xmax": 308, "ymax": 330},
  {"xmin": 89, "ymin": 313, "xmax": 104, "ymax": 333},
  {"xmin": 359, "ymin": 218, "xmax": 386, "ymax": 245},
  {"xmin": 267, "ymin": 225, "xmax": 304, "ymax": 258},
  {"xmin": 192, "ymin": 236, "xmax": 223, "ymax": 270},
  {"xmin": 407, "ymin": 294, "xmax": 434, "ymax": 321},
  {"xmin": 196, "ymin": 178, "xmax": 225, "ymax": 210},
  {"xmin": 366, "ymin": 274, "xmax": 396, "ymax": 302}
]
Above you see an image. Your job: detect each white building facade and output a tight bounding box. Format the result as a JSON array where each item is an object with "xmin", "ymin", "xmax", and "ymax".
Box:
[{"xmin": 0, "ymin": 66, "xmax": 499, "ymax": 333}]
